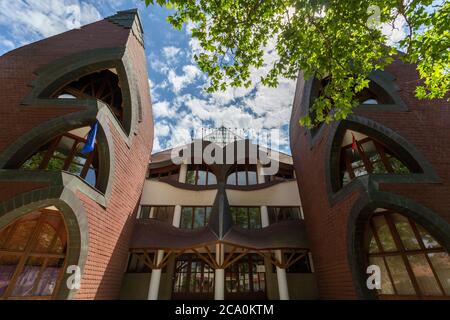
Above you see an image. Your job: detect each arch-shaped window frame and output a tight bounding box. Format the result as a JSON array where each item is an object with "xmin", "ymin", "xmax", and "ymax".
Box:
[
  {"xmin": 13, "ymin": 124, "xmax": 111, "ymax": 195},
  {"xmin": 22, "ymin": 47, "xmax": 141, "ymax": 138},
  {"xmin": 347, "ymin": 194, "xmax": 450, "ymax": 300},
  {"xmin": 327, "ymin": 117, "xmax": 436, "ymax": 195},
  {"xmin": 0, "ymin": 208, "xmax": 68, "ymax": 299},
  {"xmin": 364, "ymin": 209, "xmax": 450, "ymax": 298}
]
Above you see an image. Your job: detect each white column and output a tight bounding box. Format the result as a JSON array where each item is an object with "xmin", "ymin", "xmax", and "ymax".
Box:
[
  {"xmin": 260, "ymin": 206, "xmax": 269, "ymax": 228},
  {"xmin": 257, "ymin": 162, "xmax": 265, "ymax": 184},
  {"xmin": 172, "ymin": 205, "xmax": 182, "ymax": 227},
  {"xmin": 214, "ymin": 243, "xmax": 225, "ymax": 300},
  {"xmin": 275, "ymin": 250, "xmax": 289, "ymax": 300},
  {"xmin": 148, "ymin": 250, "xmax": 164, "ymax": 300},
  {"xmin": 149, "ymin": 207, "xmax": 155, "ymax": 219},
  {"xmin": 178, "ymin": 163, "xmax": 187, "ymax": 183}
]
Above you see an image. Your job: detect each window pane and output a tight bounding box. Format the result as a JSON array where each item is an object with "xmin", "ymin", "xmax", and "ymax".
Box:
[
  {"xmin": 417, "ymin": 224, "xmax": 441, "ymax": 249},
  {"xmin": 186, "ymin": 170, "xmax": 196, "ymax": 184},
  {"xmin": 180, "ymin": 208, "xmax": 193, "ymax": 228},
  {"xmin": 205, "ymin": 207, "xmax": 212, "ymax": 224},
  {"xmin": 428, "ymin": 252, "xmax": 450, "ymax": 295},
  {"xmin": 368, "ymin": 256, "xmax": 395, "ymax": 294},
  {"xmin": 7, "ymin": 220, "xmax": 37, "ymax": 252},
  {"xmin": 197, "ymin": 170, "xmax": 207, "ymax": 186},
  {"xmin": 0, "ymin": 255, "xmax": 20, "ymax": 296},
  {"xmin": 226, "ymin": 172, "xmax": 236, "ymax": 185},
  {"xmin": 237, "ymin": 171, "xmax": 247, "ymax": 186},
  {"xmin": 247, "ymin": 171, "xmax": 257, "ymax": 185},
  {"xmin": 140, "ymin": 206, "xmax": 151, "ymax": 219},
  {"xmin": 391, "ymin": 214, "xmax": 421, "ymax": 250},
  {"xmin": 372, "ymin": 216, "xmax": 397, "ymax": 252},
  {"xmin": 248, "ymin": 208, "xmax": 261, "ymax": 229},
  {"xmin": 407, "ymin": 254, "xmax": 442, "ymax": 296},
  {"xmin": 11, "ymin": 257, "xmax": 44, "ymax": 297},
  {"xmin": 193, "ymin": 208, "xmax": 206, "ymax": 228},
  {"xmin": 368, "ymin": 229, "xmax": 380, "ymax": 254},
  {"xmin": 385, "ymin": 255, "xmax": 415, "ymax": 295},
  {"xmin": 234, "ymin": 208, "xmax": 248, "ymax": 229},
  {"xmin": 207, "ymin": 172, "xmax": 217, "ymax": 185}
]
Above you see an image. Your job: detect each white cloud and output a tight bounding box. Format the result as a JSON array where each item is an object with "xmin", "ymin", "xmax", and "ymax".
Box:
[
  {"xmin": 167, "ymin": 65, "xmax": 202, "ymax": 93},
  {"xmin": 0, "ymin": 0, "xmax": 102, "ymax": 48},
  {"xmin": 162, "ymin": 46, "xmax": 181, "ymax": 62},
  {"xmin": 152, "ymin": 100, "xmax": 177, "ymax": 118}
]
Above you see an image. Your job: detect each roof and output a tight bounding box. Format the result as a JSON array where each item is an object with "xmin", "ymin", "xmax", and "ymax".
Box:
[{"xmin": 130, "ymin": 218, "xmax": 309, "ymax": 250}]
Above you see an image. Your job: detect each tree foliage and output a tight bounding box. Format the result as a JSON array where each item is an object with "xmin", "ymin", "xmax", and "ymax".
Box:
[{"xmin": 144, "ymin": 0, "xmax": 450, "ymax": 126}]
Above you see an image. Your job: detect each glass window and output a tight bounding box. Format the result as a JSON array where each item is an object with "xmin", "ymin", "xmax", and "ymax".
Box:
[
  {"xmin": 20, "ymin": 128, "xmax": 100, "ymax": 189},
  {"xmin": 268, "ymin": 207, "xmax": 301, "ymax": 224},
  {"xmin": 0, "ymin": 208, "xmax": 67, "ymax": 299},
  {"xmin": 366, "ymin": 210, "xmax": 450, "ymax": 298},
  {"xmin": 180, "ymin": 207, "xmax": 211, "ymax": 229},
  {"xmin": 225, "ymin": 254, "xmax": 265, "ymax": 294},
  {"xmin": 339, "ymin": 130, "xmax": 415, "ymax": 188},
  {"xmin": 227, "ymin": 165, "xmax": 258, "ymax": 186},
  {"xmin": 230, "ymin": 207, "xmax": 261, "ymax": 229},
  {"xmin": 186, "ymin": 165, "xmax": 216, "ymax": 186},
  {"xmin": 139, "ymin": 206, "xmax": 151, "ymax": 219},
  {"xmin": 173, "ymin": 254, "xmax": 214, "ymax": 294}
]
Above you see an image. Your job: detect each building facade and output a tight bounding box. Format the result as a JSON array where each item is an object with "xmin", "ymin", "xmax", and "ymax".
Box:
[
  {"xmin": 120, "ymin": 128, "xmax": 318, "ymax": 300},
  {"xmin": 1, "ymin": 8, "xmax": 449, "ymax": 301},
  {"xmin": 290, "ymin": 62, "xmax": 450, "ymax": 299}
]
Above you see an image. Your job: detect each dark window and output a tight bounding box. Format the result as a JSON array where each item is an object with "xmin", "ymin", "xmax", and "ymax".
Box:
[
  {"xmin": 138, "ymin": 206, "xmax": 174, "ymax": 223},
  {"xmin": 173, "ymin": 254, "xmax": 214, "ymax": 294},
  {"xmin": 264, "ymin": 164, "xmax": 295, "ymax": 183},
  {"xmin": 225, "ymin": 254, "xmax": 266, "ymax": 293},
  {"xmin": 180, "ymin": 207, "xmax": 212, "ymax": 229},
  {"xmin": 366, "ymin": 209, "xmax": 450, "ymax": 298},
  {"xmin": 126, "ymin": 253, "xmax": 152, "ymax": 273},
  {"xmin": 227, "ymin": 164, "xmax": 258, "ymax": 186},
  {"xmin": 148, "ymin": 166, "xmax": 180, "ymax": 181},
  {"xmin": 340, "ymin": 130, "xmax": 412, "ymax": 187},
  {"xmin": 268, "ymin": 207, "xmax": 302, "ymax": 224},
  {"xmin": 20, "ymin": 128, "xmax": 100, "ymax": 189},
  {"xmin": 186, "ymin": 165, "xmax": 217, "ymax": 186},
  {"xmin": 355, "ymin": 81, "xmax": 394, "ymax": 105},
  {"xmin": 230, "ymin": 207, "xmax": 261, "ymax": 229}
]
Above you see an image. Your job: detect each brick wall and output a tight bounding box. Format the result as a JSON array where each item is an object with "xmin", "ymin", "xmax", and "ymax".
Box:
[{"xmin": 290, "ymin": 59, "xmax": 450, "ymax": 299}]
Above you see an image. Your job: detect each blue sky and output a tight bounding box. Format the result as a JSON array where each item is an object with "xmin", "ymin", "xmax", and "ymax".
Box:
[{"xmin": 0, "ymin": 0, "xmax": 296, "ymax": 154}]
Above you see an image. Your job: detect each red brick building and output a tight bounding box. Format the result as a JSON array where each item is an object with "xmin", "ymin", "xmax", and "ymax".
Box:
[
  {"xmin": 290, "ymin": 60, "xmax": 450, "ymax": 299},
  {"xmin": 0, "ymin": 10, "xmax": 153, "ymax": 299}
]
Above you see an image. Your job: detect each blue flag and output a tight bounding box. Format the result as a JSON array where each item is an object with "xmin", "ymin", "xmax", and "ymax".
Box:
[{"xmin": 80, "ymin": 121, "xmax": 98, "ymax": 155}]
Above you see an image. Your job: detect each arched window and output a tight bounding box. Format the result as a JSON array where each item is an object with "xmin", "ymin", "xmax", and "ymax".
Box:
[
  {"xmin": 227, "ymin": 164, "xmax": 258, "ymax": 186},
  {"xmin": 0, "ymin": 207, "xmax": 67, "ymax": 299},
  {"xmin": 355, "ymin": 81, "xmax": 395, "ymax": 105},
  {"xmin": 52, "ymin": 69, "xmax": 124, "ymax": 126},
  {"xmin": 366, "ymin": 209, "xmax": 450, "ymax": 298},
  {"xmin": 185, "ymin": 165, "xmax": 217, "ymax": 186},
  {"xmin": 20, "ymin": 126, "xmax": 100, "ymax": 189},
  {"xmin": 339, "ymin": 130, "xmax": 418, "ymax": 187}
]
